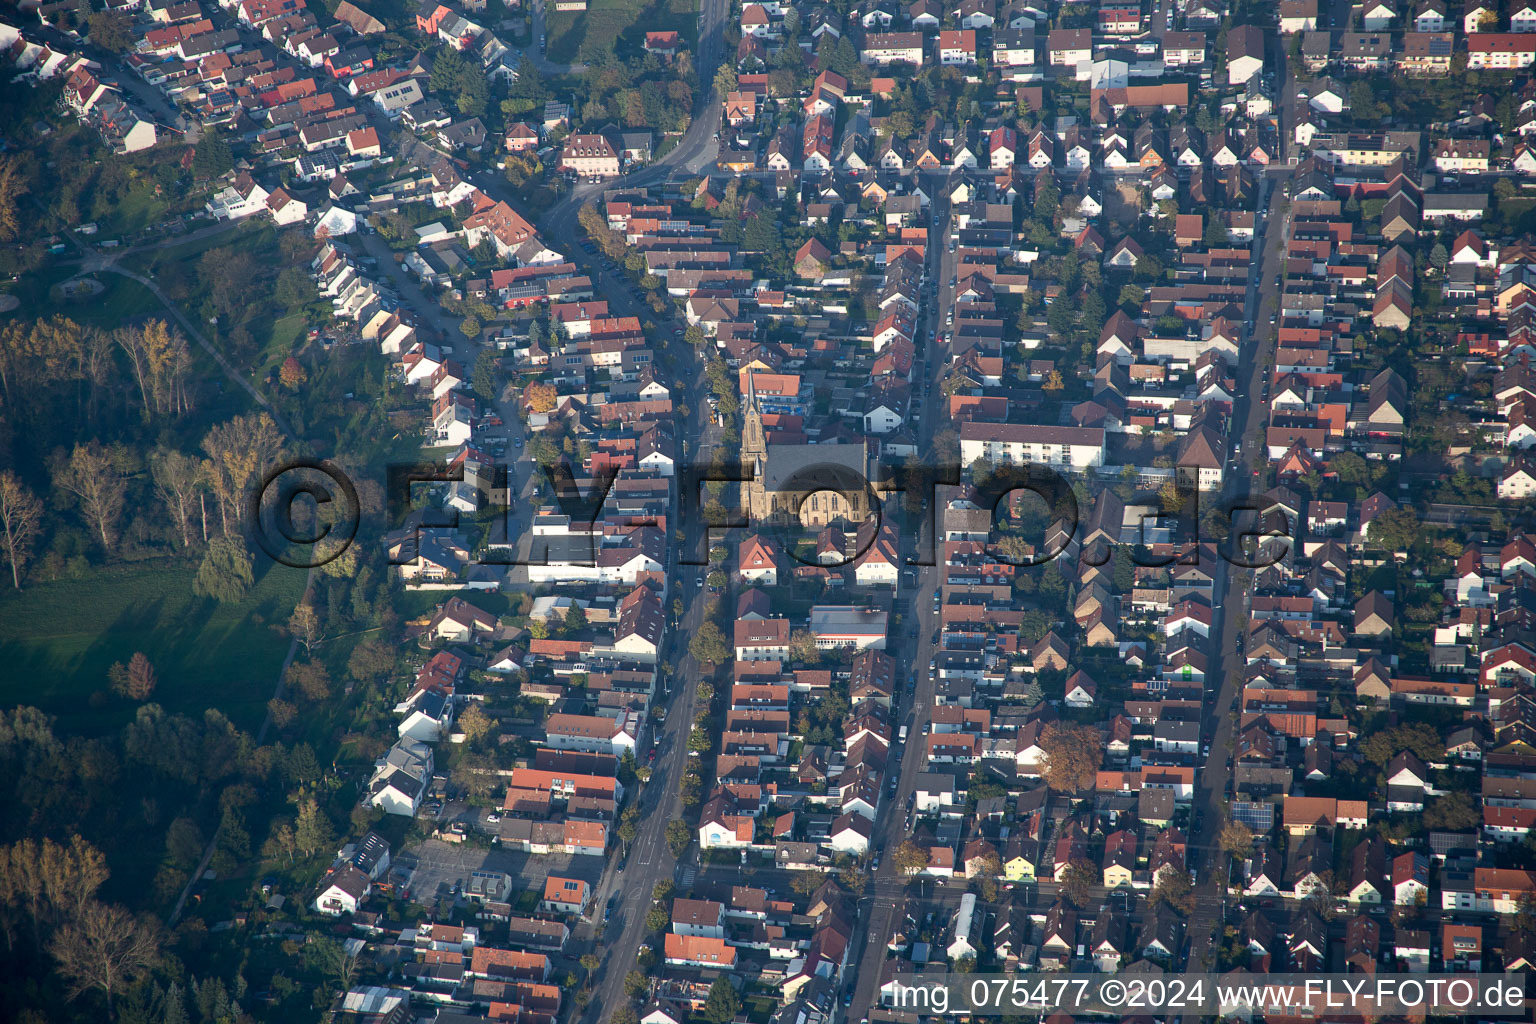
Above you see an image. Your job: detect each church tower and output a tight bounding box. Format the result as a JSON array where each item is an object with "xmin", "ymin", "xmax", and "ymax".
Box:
[
  {"xmin": 742, "ymin": 371, "xmax": 769, "ymax": 520},
  {"xmin": 742, "ymin": 371, "xmax": 766, "ymax": 466}
]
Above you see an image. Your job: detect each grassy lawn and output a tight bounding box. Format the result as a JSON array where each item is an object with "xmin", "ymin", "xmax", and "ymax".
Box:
[
  {"xmin": 546, "ymin": 0, "xmax": 698, "ymax": 62},
  {"xmin": 0, "ymin": 560, "xmax": 307, "ymax": 735},
  {"xmin": 2, "ymin": 261, "xmax": 162, "ymax": 328}
]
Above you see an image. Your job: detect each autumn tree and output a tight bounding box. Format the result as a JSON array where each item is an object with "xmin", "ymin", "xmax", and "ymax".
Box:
[
  {"xmin": 49, "ymin": 900, "xmax": 160, "ymax": 1015},
  {"xmin": 286, "ymin": 661, "xmax": 331, "ymax": 702},
  {"xmin": 116, "ymin": 320, "xmax": 192, "ymax": 418},
  {"xmin": 107, "ymin": 653, "xmax": 157, "ymax": 701},
  {"xmin": 266, "ymin": 698, "xmax": 297, "ymax": 729},
  {"xmin": 788, "ymin": 629, "xmax": 820, "ymax": 664},
  {"xmin": 279, "ymin": 356, "xmax": 307, "ymax": 390},
  {"xmin": 0, "ymin": 471, "xmax": 43, "ymax": 589},
  {"xmin": 1058, "ymin": 857, "xmax": 1097, "ymax": 908},
  {"xmin": 0, "ymin": 156, "xmax": 28, "ymax": 243},
  {"xmin": 347, "ymin": 637, "xmax": 396, "ymax": 684},
  {"xmin": 56, "ymin": 443, "xmax": 127, "ymax": 550},
  {"xmin": 1149, "ymin": 870, "xmax": 1196, "ymax": 914},
  {"xmin": 893, "ymin": 840, "xmax": 930, "ymax": 876},
  {"xmin": 1039, "ymin": 722, "xmax": 1102, "ymax": 793},
  {"xmin": 202, "ymin": 413, "xmax": 283, "ymax": 536},
  {"xmin": 457, "ymin": 703, "xmax": 493, "ymax": 744},
  {"xmin": 149, "ymin": 449, "xmax": 204, "ymax": 549},
  {"xmin": 288, "ymin": 603, "xmax": 324, "ymax": 657},
  {"xmin": 524, "ymin": 379, "xmax": 557, "ymax": 414},
  {"xmin": 1218, "ymin": 820, "xmax": 1254, "ymax": 859}
]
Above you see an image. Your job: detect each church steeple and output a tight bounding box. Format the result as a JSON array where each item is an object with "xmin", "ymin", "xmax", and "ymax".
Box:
[{"xmin": 742, "ymin": 370, "xmax": 766, "ymax": 461}]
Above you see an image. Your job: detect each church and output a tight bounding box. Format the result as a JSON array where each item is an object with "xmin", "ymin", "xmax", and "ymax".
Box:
[{"xmin": 740, "ymin": 377, "xmax": 878, "ymax": 528}]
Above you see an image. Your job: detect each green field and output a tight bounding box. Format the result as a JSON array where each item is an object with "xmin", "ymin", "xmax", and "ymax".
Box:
[
  {"xmin": 546, "ymin": 0, "xmax": 698, "ymax": 63},
  {"xmin": 1, "ymin": 262, "xmax": 162, "ymax": 328},
  {"xmin": 0, "ymin": 561, "xmax": 308, "ymax": 734}
]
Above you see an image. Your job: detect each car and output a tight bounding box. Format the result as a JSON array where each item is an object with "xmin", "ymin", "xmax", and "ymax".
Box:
[
  {"xmin": 486, "ymin": 813, "xmax": 501, "ymax": 824},
  {"xmin": 604, "ymin": 905, "xmax": 613, "ymax": 922},
  {"xmin": 696, "ymin": 577, "xmax": 704, "ymax": 588},
  {"xmin": 514, "ymin": 438, "xmax": 523, "ymax": 448},
  {"xmin": 648, "ymin": 749, "xmax": 657, "ymax": 763}
]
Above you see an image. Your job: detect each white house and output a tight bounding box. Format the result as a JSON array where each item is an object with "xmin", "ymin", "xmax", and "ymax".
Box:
[
  {"xmin": 397, "ymin": 690, "xmax": 454, "ymax": 742},
  {"xmin": 314, "ymin": 864, "xmax": 371, "ymax": 915},
  {"xmin": 829, "ymin": 812, "xmax": 872, "ymax": 855}
]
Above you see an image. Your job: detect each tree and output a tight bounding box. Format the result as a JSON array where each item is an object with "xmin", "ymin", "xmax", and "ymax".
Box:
[
  {"xmin": 307, "ymin": 935, "xmax": 361, "ymax": 993},
  {"xmin": 49, "ymin": 900, "xmax": 160, "ymax": 1015},
  {"xmin": 86, "ymin": 8, "xmax": 134, "ymax": 50},
  {"xmin": 893, "ymin": 840, "xmax": 930, "ymax": 876},
  {"xmin": 788, "ymin": 628, "xmax": 820, "ymax": 663},
  {"xmin": 192, "ymin": 132, "xmax": 233, "ymax": 180},
  {"xmin": 689, "ymin": 621, "xmax": 729, "ymax": 667},
  {"xmin": 201, "ymin": 412, "xmax": 282, "ymax": 536},
  {"xmin": 665, "ymin": 819, "xmax": 692, "ymax": 858},
  {"xmin": 702, "ymin": 977, "xmax": 740, "ymax": 1024},
  {"xmin": 623, "ymin": 970, "xmax": 649, "ymax": 999},
  {"xmin": 108, "ymin": 653, "xmax": 157, "ymax": 701},
  {"xmin": 348, "ymin": 637, "xmax": 395, "ymax": 683},
  {"xmin": 1204, "ymin": 217, "xmax": 1228, "ymax": 248},
  {"xmin": 266, "ymin": 698, "xmax": 297, "ymax": 729},
  {"xmin": 57, "ymin": 443, "xmax": 126, "ymax": 550},
  {"xmin": 1422, "ymin": 791, "xmax": 1479, "ymax": 831},
  {"xmin": 149, "ymin": 449, "xmax": 203, "ymax": 549},
  {"xmin": 288, "ymin": 603, "xmax": 324, "ymax": 657},
  {"xmin": 1039, "ymin": 722, "xmax": 1102, "ymax": 793},
  {"xmin": 1059, "ymin": 857, "xmax": 1097, "ymax": 908},
  {"xmin": 458, "ymin": 703, "xmax": 492, "ymax": 744},
  {"xmin": 279, "ymin": 356, "xmax": 307, "ymax": 390},
  {"xmin": 610, "ymin": 1008, "xmax": 639, "ymax": 1024},
  {"xmin": 1149, "ymin": 870, "xmax": 1196, "ymax": 914},
  {"xmin": 644, "ymin": 904, "xmax": 669, "ymax": 931},
  {"xmin": 294, "ymin": 798, "xmax": 334, "ymax": 858},
  {"xmin": 0, "ymin": 471, "xmax": 43, "ymax": 589},
  {"xmin": 0, "ymin": 156, "xmax": 28, "ymax": 243},
  {"xmin": 472, "ymin": 349, "xmax": 498, "ymax": 400},
  {"xmin": 652, "ymin": 880, "xmax": 674, "ymax": 902},
  {"xmin": 524, "ymin": 380, "xmax": 557, "ymax": 414},
  {"xmin": 286, "ymin": 661, "xmax": 331, "ymax": 702},
  {"xmin": 459, "ymin": 316, "xmax": 481, "ymax": 340},
  {"xmin": 193, "ymin": 537, "xmax": 253, "ymax": 603},
  {"xmin": 564, "ymin": 602, "xmax": 588, "ymax": 633},
  {"xmin": 1218, "ymin": 820, "xmax": 1254, "ymax": 859}
]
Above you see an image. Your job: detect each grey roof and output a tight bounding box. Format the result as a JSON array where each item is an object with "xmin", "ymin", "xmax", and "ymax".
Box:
[{"xmin": 761, "ymin": 442, "xmax": 868, "ymax": 492}]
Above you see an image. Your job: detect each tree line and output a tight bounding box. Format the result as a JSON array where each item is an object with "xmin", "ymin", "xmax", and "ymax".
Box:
[{"xmin": 0, "ymin": 406, "xmax": 283, "ymax": 590}]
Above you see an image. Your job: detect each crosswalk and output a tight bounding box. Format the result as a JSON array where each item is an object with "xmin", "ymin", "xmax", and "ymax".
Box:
[{"xmin": 680, "ymin": 867, "xmax": 696, "ymax": 889}]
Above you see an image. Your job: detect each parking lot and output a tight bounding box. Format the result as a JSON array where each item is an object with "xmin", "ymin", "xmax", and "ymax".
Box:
[{"xmin": 395, "ymin": 837, "xmax": 607, "ymax": 908}]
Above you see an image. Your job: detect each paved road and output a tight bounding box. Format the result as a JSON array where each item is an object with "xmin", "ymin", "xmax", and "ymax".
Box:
[
  {"xmin": 1182, "ymin": 73, "xmax": 1294, "ymax": 968},
  {"xmin": 845, "ymin": 172, "xmax": 956, "ymax": 1020}
]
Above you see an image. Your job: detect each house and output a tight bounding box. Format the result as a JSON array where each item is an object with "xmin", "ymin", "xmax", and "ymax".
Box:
[
  {"xmin": 314, "ymin": 864, "xmax": 370, "ymax": 915},
  {"xmin": 1227, "ymin": 25, "xmax": 1265, "ymax": 85},
  {"xmin": 1393, "ymin": 852, "xmax": 1429, "ymax": 906},
  {"xmin": 541, "ymin": 876, "xmax": 590, "ymax": 915},
  {"xmin": 738, "ymin": 534, "xmax": 779, "ymax": 584},
  {"xmin": 938, "ymin": 29, "xmax": 977, "ymax": 65},
  {"xmin": 663, "ymin": 933, "xmax": 739, "ymax": 974},
  {"xmin": 560, "ymin": 134, "xmax": 620, "ymax": 178}
]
